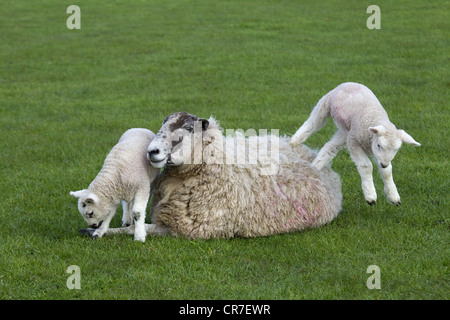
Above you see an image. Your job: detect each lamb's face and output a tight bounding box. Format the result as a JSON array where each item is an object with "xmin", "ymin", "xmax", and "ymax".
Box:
[
  {"xmin": 70, "ymin": 190, "xmax": 108, "ymax": 229},
  {"xmin": 369, "ymin": 125, "xmax": 420, "ymax": 169},
  {"xmin": 147, "ymin": 112, "xmax": 209, "ymax": 168},
  {"xmin": 371, "ymin": 133, "xmax": 402, "ymax": 168}
]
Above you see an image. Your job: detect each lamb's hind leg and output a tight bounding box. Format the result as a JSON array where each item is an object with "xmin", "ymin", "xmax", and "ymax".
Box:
[
  {"xmin": 121, "ymin": 200, "xmax": 133, "ymax": 227},
  {"xmin": 378, "ymin": 163, "xmax": 401, "ymax": 205},
  {"xmin": 290, "ymin": 93, "xmax": 331, "ymax": 146},
  {"xmin": 312, "ymin": 130, "xmax": 347, "ymax": 170},
  {"xmin": 348, "ymin": 139, "xmax": 377, "ymax": 205}
]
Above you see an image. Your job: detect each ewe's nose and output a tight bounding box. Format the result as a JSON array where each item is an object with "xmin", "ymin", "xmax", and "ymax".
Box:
[
  {"xmin": 147, "ymin": 148, "xmax": 160, "ymax": 161},
  {"xmin": 380, "ymin": 163, "xmax": 389, "ymax": 169}
]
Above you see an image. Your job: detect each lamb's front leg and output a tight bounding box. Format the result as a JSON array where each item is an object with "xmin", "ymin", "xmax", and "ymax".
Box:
[
  {"xmin": 348, "ymin": 140, "xmax": 377, "ymax": 205},
  {"xmin": 92, "ymin": 209, "xmax": 116, "ymax": 238},
  {"xmin": 132, "ymin": 192, "xmax": 150, "ymax": 242},
  {"xmin": 378, "ymin": 163, "xmax": 401, "ymax": 205},
  {"xmin": 312, "ymin": 130, "xmax": 347, "ymax": 170}
]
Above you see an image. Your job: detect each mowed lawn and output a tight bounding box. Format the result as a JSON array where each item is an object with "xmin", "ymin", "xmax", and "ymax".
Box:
[{"xmin": 0, "ymin": 0, "xmax": 448, "ymax": 299}]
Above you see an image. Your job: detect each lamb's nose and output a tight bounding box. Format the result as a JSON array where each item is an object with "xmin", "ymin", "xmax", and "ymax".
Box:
[{"xmin": 381, "ymin": 163, "xmax": 388, "ymax": 169}]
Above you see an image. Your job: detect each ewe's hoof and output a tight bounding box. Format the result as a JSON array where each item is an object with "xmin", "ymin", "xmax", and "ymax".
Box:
[
  {"xmin": 79, "ymin": 228, "xmax": 95, "ymax": 237},
  {"xmin": 391, "ymin": 201, "xmax": 401, "ymax": 206},
  {"xmin": 366, "ymin": 200, "xmax": 377, "ymax": 206}
]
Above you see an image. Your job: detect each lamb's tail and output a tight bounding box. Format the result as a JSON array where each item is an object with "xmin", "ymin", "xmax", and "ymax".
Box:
[{"xmin": 290, "ymin": 91, "xmax": 332, "ymax": 146}]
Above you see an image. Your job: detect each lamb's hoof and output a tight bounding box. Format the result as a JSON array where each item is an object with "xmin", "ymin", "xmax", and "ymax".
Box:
[
  {"xmin": 366, "ymin": 200, "xmax": 377, "ymax": 206},
  {"xmin": 79, "ymin": 228, "xmax": 95, "ymax": 237},
  {"xmin": 391, "ymin": 201, "xmax": 401, "ymax": 206}
]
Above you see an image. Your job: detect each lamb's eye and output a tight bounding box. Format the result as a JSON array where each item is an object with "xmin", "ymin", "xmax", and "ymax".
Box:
[
  {"xmin": 377, "ymin": 144, "xmax": 381, "ymax": 149},
  {"xmin": 82, "ymin": 203, "xmax": 86, "ymax": 208}
]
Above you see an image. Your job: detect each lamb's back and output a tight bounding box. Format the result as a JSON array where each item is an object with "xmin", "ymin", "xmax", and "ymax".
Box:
[{"xmin": 330, "ymin": 82, "xmax": 389, "ymax": 132}]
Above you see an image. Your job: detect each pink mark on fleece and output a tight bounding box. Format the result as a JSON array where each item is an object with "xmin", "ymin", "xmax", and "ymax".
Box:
[
  {"xmin": 331, "ymin": 104, "xmax": 351, "ymax": 132},
  {"xmin": 274, "ymin": 182, "xmax": 315, "ymax": 229}
]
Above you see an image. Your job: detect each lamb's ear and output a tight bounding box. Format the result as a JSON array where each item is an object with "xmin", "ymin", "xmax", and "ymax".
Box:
[
  {"xmin": 399, "ymin": 130, "xmax": 421, "ymax": 147},
  {"xmin": 200, "ymin": 118, "xmax": 209, "ymax": 131},
  {"xmin": 70, "ymin": 190, "xmax": 86, "ymax": 198},
  {"xmin": 85, "ymin": 193, "xmax": 99, "ymax": 204},
  {"xmin": 368, "ymin": 125, "xmax": 386, "ymax": 136}
]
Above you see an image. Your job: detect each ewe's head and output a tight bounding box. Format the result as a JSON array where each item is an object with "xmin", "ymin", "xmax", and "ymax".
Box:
[
  {"xmin": 70, "ymin": 190, "xmax": 108, "ymax": 228},
  {"xmin": 147, "ymin": 112, "xmax": 209, "ymax": 168},
  {"xmin": 369, "ymin": 125, "xmax": 421, "ymax": 169}
]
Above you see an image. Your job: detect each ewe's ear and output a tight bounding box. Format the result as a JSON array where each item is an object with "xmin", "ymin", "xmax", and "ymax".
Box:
[
  {"xmin": 399, "ymin": 130, "xmax": 421, "ymax": 147},
  {"xmin": 368, "ymin": 125, "xmax": 386, "ymax": 136},
  {"xmin": 200, "ymin": 118, "xmax": 209, "ymax": 131},
  {"xmin": 85, "ymin": 193, "xmax": 99, "ymax": 204},
  {"xmin": 70, "ymin": 190, "xmax": 86, "ymax": 198}
]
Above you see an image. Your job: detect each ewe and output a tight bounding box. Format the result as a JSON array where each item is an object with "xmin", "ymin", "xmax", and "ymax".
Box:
[
  {"xmin": 70, "ymin": 128, "xmax": 159, "ymax": 242},
  {"xmin": 290, "ymin": 82, "xmax": 421, "ymax": 205},
  {"xmin": 136, "ymin": 112, "xmax": 342, "ymax": 239}
]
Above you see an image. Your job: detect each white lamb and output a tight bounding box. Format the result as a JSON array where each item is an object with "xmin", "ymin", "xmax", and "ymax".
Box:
[
  {"xmin": 290, "ymin": 82, "xmax": 421, "ymax": 205},
  {"xmin": 70, "ymin": 128, "xmax": 160, "ymax": 242}
]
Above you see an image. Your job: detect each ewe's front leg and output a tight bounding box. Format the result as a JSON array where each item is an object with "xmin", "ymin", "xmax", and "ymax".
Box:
[
  {"xmin": 378, "ymin": 163, "xmax": 401, "ymax": 205},
  {"xmin": 348, "ymin": 141, "xmax": 377, "ymax": 205},
  {"xmin": 103, "ymin": 224, "xmax": 171, "ymax": 237},
  {"xmin": 80, "ymin": 224, "xmax": 172, "ymax": 238}
]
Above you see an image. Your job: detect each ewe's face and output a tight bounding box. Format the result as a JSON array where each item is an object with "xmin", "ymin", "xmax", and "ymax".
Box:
[
  {"xmin": 70, "ymin": 190, "xmax": 108, "ymax": 229},
  {"xmin": 147, "ymin": 112, "xmax": 209, "ymax": 168}
]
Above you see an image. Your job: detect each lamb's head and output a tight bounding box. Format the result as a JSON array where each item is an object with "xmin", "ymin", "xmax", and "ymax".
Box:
[
  {"xmin": 369, "ymin": 125, "xmax": 421, "ymax": 168},
  {"xmin": 147, "ymin": 112, "xmax": 209, "ymax": 168},
  {"xmin": 70, "ymin": 189, "xmax": 108, "ymax": 229}
]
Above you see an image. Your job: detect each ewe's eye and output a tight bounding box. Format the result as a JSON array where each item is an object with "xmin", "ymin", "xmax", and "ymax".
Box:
[
  {"xmin": 82, "ymin": 203, "xmax": 87, "ymax": 208},
  {"xmin": 377, "ymin": 143, "xmax": 381, "ymax": 149}
]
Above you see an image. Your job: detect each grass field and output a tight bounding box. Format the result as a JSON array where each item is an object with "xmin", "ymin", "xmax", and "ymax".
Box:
[{"xmin": 0, "ymin": 0, "xmax": 448, "ymax": 300}]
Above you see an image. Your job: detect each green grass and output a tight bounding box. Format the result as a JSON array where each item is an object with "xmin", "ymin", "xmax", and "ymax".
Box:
[{"xmin": 0, "ymin": 0, "xmax": 448, "ymax": 300}]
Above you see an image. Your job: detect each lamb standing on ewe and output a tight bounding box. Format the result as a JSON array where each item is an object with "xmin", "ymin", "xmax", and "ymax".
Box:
[
  {"xmin": 70, "ymin": 128, "xmax": 160, "ymax": 242},
  {"xmin": 290, "ymin": 82, "xmax": 421, "ymax": 205},
  {"xmin": 132, "ymin": 111, "xmax": 343, "ymax": 239}
]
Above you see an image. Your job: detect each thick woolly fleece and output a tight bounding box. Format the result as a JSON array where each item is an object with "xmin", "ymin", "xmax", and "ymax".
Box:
[{"xmin": 149, "ymin": 118, "xmax": 342, "ymax": 239}]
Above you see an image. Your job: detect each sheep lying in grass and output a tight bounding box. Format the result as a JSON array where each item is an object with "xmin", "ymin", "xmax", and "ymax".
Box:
[
  {"xmin": 290, "ymin": 82, "xmax": 421, "ymax": 205},
  {"xmin": 123, "ymin": 111, "xmax": 342, "ymax": 239},
  {"xmin": 70, "ymin": 128, "xmax": 160, "ymax": 242}
]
